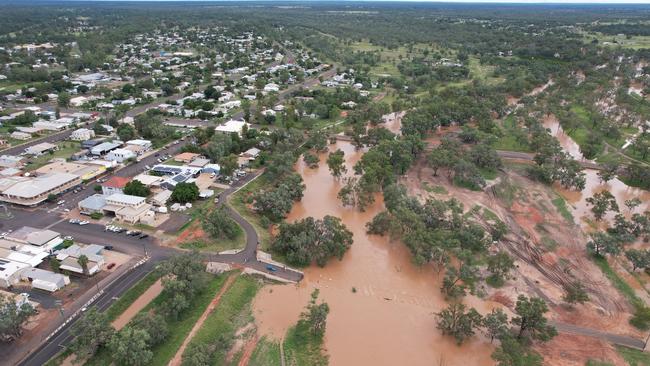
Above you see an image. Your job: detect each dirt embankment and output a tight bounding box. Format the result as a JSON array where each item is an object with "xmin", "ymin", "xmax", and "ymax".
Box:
[{"xmin": 403, "ymin": 158, "xmax": 643, "ymax": 365}]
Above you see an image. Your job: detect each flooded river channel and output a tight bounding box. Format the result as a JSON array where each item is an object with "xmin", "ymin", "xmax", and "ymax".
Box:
[
  {"xmin": 541, "ymin": 115, "xmax": 650, "ymax": 223},
  {"xmin": 252, "ymin": 141, "xmax": 495, "ymax": 366}
]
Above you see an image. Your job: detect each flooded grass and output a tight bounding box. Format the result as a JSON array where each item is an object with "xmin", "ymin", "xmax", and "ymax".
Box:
[
  {"xmin": 283, "ymin": 321, "xmax": 328, "ymax": 366},
  {"xmin": 181, "ymin": 275, "xmax": 261, "ymax": 365},
  {"xmin": 551, "ymin": 197, "xmax": 574, "ymax": 224},
  {"xmin": 248, "ymin": 337, "xmax": 282, "ymax": 366}
]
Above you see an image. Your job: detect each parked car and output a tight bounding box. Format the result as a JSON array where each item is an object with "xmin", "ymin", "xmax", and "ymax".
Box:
[
  {"xmin": 138, "ymin": 233, "xmax": 149, "ymax": 239},
  {"xmin": 107, "ymin": 263, "xmax": 116, "ymax": 270},
  {"xmin": 266, "ymin": 265, "xmax": 277, "ymax": 272},
  {"xmin": 79, "ymin": 221, "xmax": 89, "ymax": 225},
  {"xmin": 104, "ymin": 245, "xmax": 114, "ymax": 251}
]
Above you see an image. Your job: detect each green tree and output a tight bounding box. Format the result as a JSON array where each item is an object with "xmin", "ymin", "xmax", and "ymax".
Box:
[
  {"xmin": 182, "ymin": 342, "xmax": 213, "ymax": 366},
  {"xmin": 491, "ymin": 336, "xmax": 543, "ymax": 366},
  {"xmin": 0, "ymin": 294, "xmax": 36, "ymax": 342},
  {"xmin": 69, "ymin": 307, "xmax": 114, "ymax": 361},
  {"xmin": 272, "ymin": 215, "xmax": 353, "ymax": 267},
  {"xmin": 58, "ymin": 91, "xmax": 71, "ymax": 107},
  {"xmin": 562, "ymin": 281, "xmax": 589, "ymax": 306},
  {"xmin": 512, "ymin": 295, "xmax": 557, "ymax": 342},
  {"xmin": 219, "ymin": 154, "xmax": 238, "ymax": 177},
  {"xmin": 116, "ymin": 124, "xmax": 137, "ymax": 142},
  {"xmin": 130, "ymin": 312, "xmax": 168, "ymax": 346},
  {"xmin": 586, "ymin": 191, "xmax": 619, "ymax": 221},
  {"xmin": 77, "ymin": 254, "xmax": 89, "ymax": 275},
  {"xmin": 625, "ymin": 249, "xmax": 650, "ymax": 271},
  {"xmin": 436, "ymin": 302, "xmax": 483, "ymax": 345},
  {"xmin": 109, "ymin": 326, "xmax": 153, "ymax": 366},
  {"xmin": 171, "ymin": 182, "xmax": 199, "ymax": 203},
  {"xmin": 487, "ymin": 252, "xmax": 514, "ymax": 287},
  {"xmin": 301, "ymin": 289, "xmax": 330, "ymax": 336},
  {"xmin": 201, "ymin": 207, "xmax": 240, "ymax": 240},
  {"xmin": 303, "ymin": 152, "xmax": 320, "ymax": 169},
  {"xmin": 483, "ymin": 308, "xmax": 509, "ymax": 343},
  {"xmin": 587, "ymin": 232, "xmax": 622, "ymax": 257},
  {"xmin": 326, "ymin": 149, "xmax": 347, "ymax": 178},
  {"xmin": 123, "ymin": 180, "xmax": 151, "ymax": 197},
  {"xmin": 160, "ymin": 253, "xmax": 208, "ymax": 319}
]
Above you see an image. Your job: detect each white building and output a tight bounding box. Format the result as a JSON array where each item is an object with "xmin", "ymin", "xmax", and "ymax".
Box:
[
  {"xmin": 70, "ymin": 128, "xmax": 95, "ymax": 141},
  {"xmin": 70, "ymin": 96, "xmax": 88, "ymax": 107},
  {"xmin": 125, "ymin": 139, "xmax": 152, "ymax": 151},
  {"xmin": 106, "ymin": 148, "xmax": 136, "ymax": 163},
  {"xmin": 215, "ymin": 120, "xmax": 249, "ymax": 136}
]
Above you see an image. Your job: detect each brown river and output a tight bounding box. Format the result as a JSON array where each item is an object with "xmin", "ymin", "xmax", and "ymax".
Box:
[{"xmin": 253, "ymin": 140, "xmax": 496, "ymax": 366}]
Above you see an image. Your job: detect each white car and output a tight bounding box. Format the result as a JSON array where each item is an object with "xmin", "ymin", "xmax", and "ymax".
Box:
[{"xmin": 79, "ymin": 221, "xmax": 89, "ymax": 226}]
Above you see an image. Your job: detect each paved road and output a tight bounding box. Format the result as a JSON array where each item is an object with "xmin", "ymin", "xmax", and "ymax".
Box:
[
  {"xmin": 552, "ymin": 321, "xmax": 646, "ymax": 350},
  {"xmin": 212, "ymin": 171, "xmax": 303, "ymax": 282},
  {"xmin": 495, "ymin": 150, "xmax": 604, "ymax": 170}
]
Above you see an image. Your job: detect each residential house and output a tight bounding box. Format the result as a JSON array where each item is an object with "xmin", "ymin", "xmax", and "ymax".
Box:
[
  {"xmin": 70, "ymin": 128, "xmax": 95, "ymax": 141},
  {"xmin": 101, "ymin": 176, "xmax": 130, "ymax": 195},
  {"xmin": 106, "ymin": 148, "xmax": 136, "ymax": 163},
  {"xmin": 25, "ymin": 142, "xmax": 57, "ymax": 156},
  {"xmin": 56, "ymin": 244, "xmax": 105, "ymax": 275}
]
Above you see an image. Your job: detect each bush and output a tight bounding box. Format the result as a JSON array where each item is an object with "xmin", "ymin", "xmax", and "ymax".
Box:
[{"xmin": 90, "ymin": 212, "xmax": 103, "ymax": 220}]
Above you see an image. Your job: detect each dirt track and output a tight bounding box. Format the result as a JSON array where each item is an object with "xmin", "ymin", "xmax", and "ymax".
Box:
[{"xmin": 168, "ymin": 272, "xmax": 238, "ymax": 366}]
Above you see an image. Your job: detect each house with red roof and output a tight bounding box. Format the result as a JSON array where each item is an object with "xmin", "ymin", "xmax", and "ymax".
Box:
[{"xmin": 101, "ymin": 176, "xmax": 130, "ymax": 196}]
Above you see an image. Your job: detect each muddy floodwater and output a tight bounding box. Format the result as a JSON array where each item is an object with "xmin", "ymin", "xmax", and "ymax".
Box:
[
  {"xmin": 542, "ymin": 116, "xmax": 650, "ymax": 224},
  {"xmin": 542, "ymin": 114, "xmax": 587, "ymax": 161},
  {"xmin": 253, "ymin": 141, "xmax": 495, "ymax": 366}
]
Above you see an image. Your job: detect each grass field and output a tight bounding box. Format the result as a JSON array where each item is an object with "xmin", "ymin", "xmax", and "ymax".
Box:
[
  {"xmin": 180, "ymin": 274, "xmax": 261, "ymax": 365},
  {"xmin": 616, "ymin": 345, "xmax": 650, "ymax": 365},
  {"xmin": 551, "ymin": 196, "xmax": 574, "ymax": 224},
  {"xmin": 282, "ymin": 320, "xmax": 328, "ymax": 366}
]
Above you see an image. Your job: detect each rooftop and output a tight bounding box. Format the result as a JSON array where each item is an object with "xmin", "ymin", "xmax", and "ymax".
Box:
[
  {"xmin": 102, "ymin": 176, "xmax": 131, "ymax": 189},
  {"xmin": 1, "ymin": 173, "xmax": 78, "ymax": 199}
]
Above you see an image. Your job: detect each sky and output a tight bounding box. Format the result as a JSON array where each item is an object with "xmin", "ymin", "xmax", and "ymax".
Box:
[{"xmin": 60, "ymin": 0, "xmax": 650, "ymax": 4}]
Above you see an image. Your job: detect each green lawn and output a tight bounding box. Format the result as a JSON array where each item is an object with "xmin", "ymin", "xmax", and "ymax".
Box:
[
  {"xmin": 493, "ymin": 116, "xmax": 532, "ymax": 153},
  {"xmin": 181, "ymin": 275, "xmax": 261, "ymax": 365},
  {"xmin": 616, "ymin": 345, "xmax": 650, "ymax": 365},
  {"xmin": 24, "ymin": 141, "xmax": 82, "ymax": 171}
]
